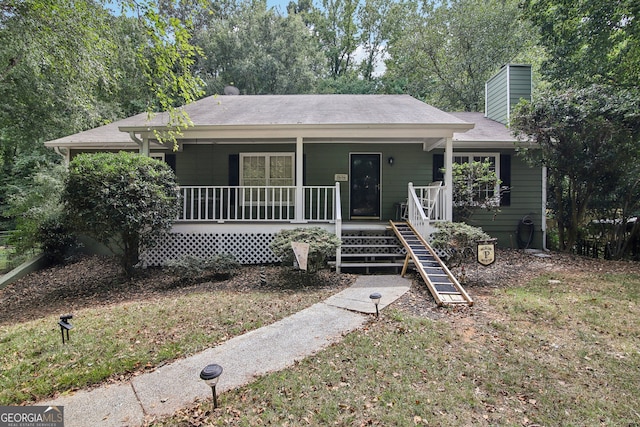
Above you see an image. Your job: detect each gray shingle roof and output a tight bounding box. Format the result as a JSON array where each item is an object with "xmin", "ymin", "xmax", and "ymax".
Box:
[
  {"xmin": 450, "ymin": 112, "xmax": 515, "ymax": 142},
  {"xmin": 126, "ymin": 94, "xmax": 472, "ymax": 127},
  {"xmin": 45, "ymin": 95, "xmax": 478, "ymax": 147}
]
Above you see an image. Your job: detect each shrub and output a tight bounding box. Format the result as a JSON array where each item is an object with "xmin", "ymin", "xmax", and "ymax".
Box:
[
  {"xmin": 165, "ymin": 253, "xmax": 240, "ymax": 284},
  {"xmin": 431, "ymin": 221, "xmax": 492, "ymax": 267},
  {"xmin": 451, "ymin": 159, "xmax": 505, "ymax": 222},
  {"xmin": 37, "ymin": 215, "xmax": 80, "ymax": 264},
  {"xmin": 63, "ymin": 152, "xmax": 179, "ymax": 276},
  {"xmin": 270, "ymin": 227, "xmax": 341, "ymax": 273},
  {"xmin": 5, "ymin": 163, "xmax": 67, "ymax": 259}
]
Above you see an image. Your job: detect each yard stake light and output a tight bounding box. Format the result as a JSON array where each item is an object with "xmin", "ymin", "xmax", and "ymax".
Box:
[
  {"xmin": 200, "ymin": 363, "xmax": 223, "ymax": 409},
  {"xmin": 58, "ymin": 314, "xmax": 73, "ymax": 344},
  {"xmin": 369, "ymin": 293, "xmax": 382, "ymax": 318}
]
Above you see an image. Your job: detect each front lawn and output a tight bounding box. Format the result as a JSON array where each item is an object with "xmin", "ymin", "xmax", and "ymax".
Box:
[
  {"xmin": 1, "ymin": 252, "xmax": 638, "ymax": 426},
  {"xmin": 0, "ymin": 260, "xmax": 353, "ymax": 405},
  {"xmin": 151, "ymin": 269, "xmax": 640, "ymax": 426}
]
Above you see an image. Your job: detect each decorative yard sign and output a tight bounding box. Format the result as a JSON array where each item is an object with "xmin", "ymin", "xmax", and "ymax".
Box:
[
  {"xmin": 291, "ymin": 242, "xmax": 310, "ymax": 271},
  {"xmin": 477, "ymin": 240, "xmax": 496, "ymax": 266}
]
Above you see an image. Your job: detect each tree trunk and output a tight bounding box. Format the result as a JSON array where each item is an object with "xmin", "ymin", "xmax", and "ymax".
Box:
[{"xmin": 121, "ymin": 232, "xmax": 140, "ymax": 277}]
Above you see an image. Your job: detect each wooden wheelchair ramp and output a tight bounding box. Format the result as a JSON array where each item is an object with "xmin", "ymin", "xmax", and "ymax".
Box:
[{"xmin": 389, "ymin": 221, "xmax": 473, "ymax": 307}]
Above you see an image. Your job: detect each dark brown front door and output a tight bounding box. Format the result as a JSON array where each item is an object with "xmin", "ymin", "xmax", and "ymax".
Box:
[{"xmin": 350, "ymin": 153, "xmax": 381, "ymax": 219}]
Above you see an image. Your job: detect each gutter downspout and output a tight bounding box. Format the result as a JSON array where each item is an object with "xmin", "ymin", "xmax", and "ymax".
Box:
[
  {"xmin": 54, "ymin": 147, "xmax": 70, "ymax": 166},
  {"xmin": 129, "ymin": 132, "xmax": 149, "ymax": 156}
]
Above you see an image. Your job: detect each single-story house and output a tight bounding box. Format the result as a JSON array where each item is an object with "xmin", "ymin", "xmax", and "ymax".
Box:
[{"xmin": 45, "ymin": 64, "xmax": 544, "ymax": 270}]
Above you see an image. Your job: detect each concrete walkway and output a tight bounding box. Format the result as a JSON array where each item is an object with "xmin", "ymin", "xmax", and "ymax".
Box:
[{"xmin": 41, "ymin": 275, "xmax": 411, "ymax": 427}]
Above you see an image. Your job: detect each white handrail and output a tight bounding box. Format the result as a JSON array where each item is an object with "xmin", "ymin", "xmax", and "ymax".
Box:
[
  {"xmin": 413, "ymin": 184, "xmax": 446, "ymax": 221},
  {"xmin": 407, "ymin": 182, "xmax": 447, "ymax": 240}
]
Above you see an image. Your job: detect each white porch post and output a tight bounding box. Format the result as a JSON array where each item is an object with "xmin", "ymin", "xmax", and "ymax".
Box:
[
  {"xmin": 294, "ymin": 136, "xmax": 304, "ymax": 222},
  {"xmin": 129, "ymin": 132, "xmax": 150, "ymax": 156},
  {"xmin": 444, "ymin": 137, "xmax": 453, "ymax": 221}
]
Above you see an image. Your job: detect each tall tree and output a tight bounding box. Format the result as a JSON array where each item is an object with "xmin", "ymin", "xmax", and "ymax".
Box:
[
  {"xmin": 385, "ymin": 0, "xmax": 533, "ymax": 111},
  {"xmin": 521, "ymin": 0, "xmax": 640, "ymax": 89},
  {"xmin": 0, "ymin": 0, "xmax": 204, "ymax": 228},
  {"xmin": 511, "ymin": 85, "xmax": 640, "ymax": 253},
  {"xmin": 194, "ymin": 0, "xmax": 323, "ymax": 95},
  {"xmin": 357, "ymin": 0, "xmax": 392, "ymax": 81},
  {"xmin": 312, "ymin": 0, "xmax": 359, "ymax": 78}
]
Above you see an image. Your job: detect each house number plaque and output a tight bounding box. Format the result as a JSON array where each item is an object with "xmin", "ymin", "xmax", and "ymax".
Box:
[{"xmin": 477, "ymin": 241, "xmax": 496, "ymax": 266}]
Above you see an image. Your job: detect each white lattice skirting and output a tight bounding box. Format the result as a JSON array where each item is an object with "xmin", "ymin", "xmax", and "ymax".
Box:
[{"xmin": 140, "ymin": 232, "xmax": 280, "ymax": 266}]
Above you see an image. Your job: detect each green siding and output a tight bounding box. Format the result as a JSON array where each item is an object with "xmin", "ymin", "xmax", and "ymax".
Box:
[
  {"xmin": 464, "ymin": 152, "xmax": 543, "ymax": 249},
  {"xmin": 508, "ymin": 65, "xmax": 532, "ymax": 111},
  {"xmin": 304, "ymin": 143, "xmax": 434, "ymax": 220},
  {"xmin": 486, "ymin": 64, "xmax": 532, "ymax": 125},
  {"xmin": 171, "ymin": 143, "xmax": 543, "ymax": 249},
  {"xmin": 173, "ymin": 143, "xmax": 435, "ymax": 221},
  {"xmin": 175, "ymin": 143, "xmax": 297, "ymax": 185},
  {"xmin": 486, "ymin": 67, "xmax": 509, "ymax": 124}
]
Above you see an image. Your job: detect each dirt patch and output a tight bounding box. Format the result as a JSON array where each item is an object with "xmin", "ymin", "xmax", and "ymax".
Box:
[{"xmin": 391, "ymin": 248, "xmax": 639, "ymax": 320}]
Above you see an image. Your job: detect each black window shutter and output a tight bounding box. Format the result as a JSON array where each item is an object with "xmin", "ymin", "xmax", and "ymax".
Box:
[
  {"xmin": 433, "ymin": 154, "xmax": 445, "ymax": 182},
  {"xmin": 302, "ymin": 154, "xmax": 306, "ymax": 186},
  {"xmin": 229, "ymin": 154, "xmax": 239, "ymax": 185},
  {"xmin": 500, "ymin": 154, "xmax": 511, "ymax": 206},
  {"xmin": 165, "ymin": 154, "xmax": 176, "ymax": 173}
]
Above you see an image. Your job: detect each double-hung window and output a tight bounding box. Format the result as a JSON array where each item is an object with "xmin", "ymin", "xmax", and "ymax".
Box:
[
  {"xmin": 453, "ymin": 153, "xmax": 500, "ymax": 203},
  {"xmin": 240, "ymin": 153, "xmax": 295, "ymax": 205}
]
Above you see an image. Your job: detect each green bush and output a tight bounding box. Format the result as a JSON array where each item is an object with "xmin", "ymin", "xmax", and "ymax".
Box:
[
  {"xmin": 431, "ymin": 221, "xmax": 492, "ymax": 267},
  {"xmin": 37, "ymin": 215, "xmax": 79, "ymax": 263},
  {"xmin": 5, "ymin": 163, "xmax": 67, "ymax": 259},
  {"xmin": 165, "ymin": 253, "xmax": 240, "ymax": 284},
  {"xmin": 451, "ymin": 159, "xmax": 504, "ymax": 222},
  {"xmin": 63, "ymin": 152, "xmax": 179, "ymax": 276},
  {"xmin": 270, "ymin": 227, "xmax": 341, "ymax": 273}
]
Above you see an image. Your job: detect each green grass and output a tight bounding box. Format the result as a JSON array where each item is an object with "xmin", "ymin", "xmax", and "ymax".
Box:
[
  {"xmin": 0, "ymin": 287, "xmax": 339, "ymax": 405},
  {"xmin": 0, "ymin": 245, "xmax": 11, "ymax": 273},
  {"xmin": 2, "ymin": 266, "xmax": 639, "ymax": 426},
  {"xmin": 151, "ymin": 271, "xmax": 640, "ymax": 426}
]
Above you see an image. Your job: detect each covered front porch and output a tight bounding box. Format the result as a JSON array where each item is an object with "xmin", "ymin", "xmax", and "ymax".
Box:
[{"xmin": 137, "ymin": 182, "xmax": 448, "ymax": 269}]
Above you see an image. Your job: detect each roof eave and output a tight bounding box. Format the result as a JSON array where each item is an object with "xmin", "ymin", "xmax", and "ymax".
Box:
[
  {"xmin": 121, "ymin": 122, "xmax": 475, "ymax": 140},
  {"xmin": 452, "ymin": 140, "xmax": 539, "ymax": 149}
]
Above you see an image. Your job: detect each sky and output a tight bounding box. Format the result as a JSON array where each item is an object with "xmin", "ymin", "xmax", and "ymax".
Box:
[{"xmin": 266, "ymin": 0, "xmax": 291, "ymax": 13}]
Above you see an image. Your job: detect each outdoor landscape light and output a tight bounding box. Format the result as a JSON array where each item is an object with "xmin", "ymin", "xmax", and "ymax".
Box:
[
  {"xmin": 200, "ymin": 363, "xmax": 223, "ymax": 409},
  {"xmin": 369, "ymin": 293, "xmax": 382, "ymax": 318},
  {"xmin": 58, "ymin": 314, "xmax": 73, "ymax": 344}
]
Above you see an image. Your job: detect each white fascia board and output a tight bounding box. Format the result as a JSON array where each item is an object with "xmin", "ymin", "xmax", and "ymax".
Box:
[
  {"xmin": 43, "ymin": 141, "xmax": 170, "ymax": 150},
  {"xmin": 452, "ymin": 140, "xmax": 539, "ymax": 150},
  {"xmin": 119, "ymin": 123, "xmax": 474, "ymax": 141}
]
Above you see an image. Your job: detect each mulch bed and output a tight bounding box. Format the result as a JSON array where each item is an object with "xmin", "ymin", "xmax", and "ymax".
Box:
[
  {"xmin": 1, "ymin": 249, "xmax": 637, "ymax": 326},
  {"xmin": 0, "ymin": 255, "xmax": 355, "ymax": 326}
]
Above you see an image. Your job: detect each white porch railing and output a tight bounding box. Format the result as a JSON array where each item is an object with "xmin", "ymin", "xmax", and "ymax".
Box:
[
  {"xmin": 177, "ymin": 185, "xmax": 339, "ymax": 222},
  {"xmin": 407, "ymin": 182, "xmax": 447, "ymax": 239},
  {"xmin": 334, "ymin": 182, "xmax": 342, "ymax": 273}
]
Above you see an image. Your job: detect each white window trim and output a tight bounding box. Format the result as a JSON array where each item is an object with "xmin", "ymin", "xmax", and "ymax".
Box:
[
  {"xmin": 239, "ymin": 152, "xmax": 295, "ymax": 206},
  {"xmin": 453, "ymin": 152, "xmax": 501, "ymax": 204}
]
